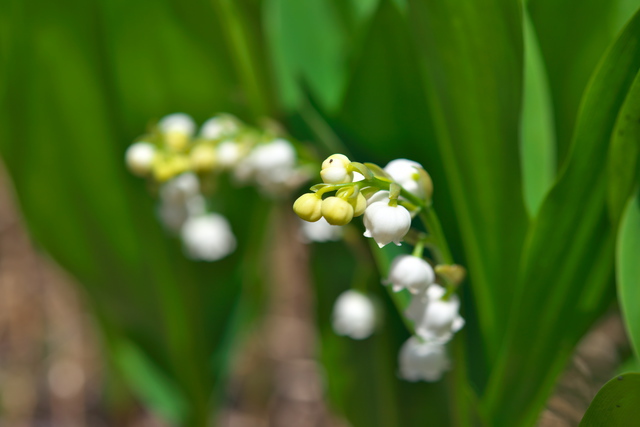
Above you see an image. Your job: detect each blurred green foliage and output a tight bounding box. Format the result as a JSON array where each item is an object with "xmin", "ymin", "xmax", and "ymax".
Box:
[{"xmin": 2, "ymin": 0, "xmax": 640, "ymax": 426}]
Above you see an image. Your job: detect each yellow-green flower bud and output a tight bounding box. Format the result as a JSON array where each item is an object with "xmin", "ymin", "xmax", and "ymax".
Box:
[
  {"xmin": 165, "ymin": 131, "xmax": 190, "ymax": 151},
  {"xmin": 153, "ymin": 155, "xmax": 190, "ymax": 182},
  {"xmin": 321, "ymin": 196, "xmax": 354, "ymax": 226},
  {"xmin": 190, "ymin": 144, "xmax": 217, "ymax": 172},
  {"xmin": 293, "ymin": 193, "xmax": 323, "ymax": 222},
  {"xmin": 320, "ymin": 154, "xmax": 353, "ymax": 184},
  {"xmin": 352, "ymin": 192, "xmax": 367, "ymax": 217},
  {"xmin": 336, "ymin": 186, "xmax": 366, "ymax": 217}
]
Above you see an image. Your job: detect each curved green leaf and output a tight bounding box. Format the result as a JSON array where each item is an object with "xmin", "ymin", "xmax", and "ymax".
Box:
[
  {"xmin": 408, "ymin": 0, "xmax": 528, "ymax": 359},
  {"xmin": 617, "ymin": 190, "xmax": 640, "ymax": 362},
  {"xmin": 580, "ymin": 373, "xmax": 640, "ymax": 426},
  {"xmin": 520, "ymin": 10, "xmax": 556, "ymax": 216},
  {"xmin": 485, "ymin": 9, "xmax": 640, "ymax": 426},
  {"xmin": 527, "ymin": 0, "xmax": 640, "ymax": 166}
]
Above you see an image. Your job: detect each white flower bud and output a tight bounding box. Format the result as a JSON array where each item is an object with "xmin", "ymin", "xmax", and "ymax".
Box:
[
  {"xmin": 399, "ymin": 337, "xmax": 450, "ymax": 382},
  {"xmin": 125, "ymin": 142, "xmax": 156, "ymax": 176},
  {"xmin": 384, "ymin": 159, "xmax": 424, "ymax": 196},
  {"xmin": 159, "ymin": 113, "xmax": 195, "ymax": 151},
  {"xmin": 363, "ymin": 201, "xmax": 411, "ymax": 247},
  {"xmin": 200, "ymin": 115, "xmax": 239, "ymax": 140},
  {"xmin": 384, "ymin": 254, "xmax": 435, "ymax": 294},
  {"xmin": 189, "ymin": 144, "xmax": 217, "ymax": 172},
  {"xmin": 405, "ymin": 285, "xmax": 464, "ymax": 343},
  {"xmin": 320, "ymin": 154, "xmax": 353, "ymax": 184},
  {"xmin": 332, "ymin": 290, "xmax": 376, "ymax": 340},
  {"xmin": 181, "ymin": 213, "xmax": 236, "ymax": 261},
  {"xmin": 299, "ymin": 217, "xmax": 343, "ymax": 243}
]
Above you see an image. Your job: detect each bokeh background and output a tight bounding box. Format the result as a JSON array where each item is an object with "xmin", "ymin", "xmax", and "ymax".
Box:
[{"xmin": 2, "ymin": 0, "xmax": 640, "ymax": 425}]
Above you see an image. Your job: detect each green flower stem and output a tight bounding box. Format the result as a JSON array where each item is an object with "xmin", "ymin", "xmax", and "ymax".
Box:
[{"xmin": 412, "ymin": 238, "xmax": 425, "ymax": 258}]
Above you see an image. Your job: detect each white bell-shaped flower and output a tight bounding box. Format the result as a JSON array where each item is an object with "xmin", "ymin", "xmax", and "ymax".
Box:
[
  {"xmin": 125, "ymin": 142, "xmax": 156, "ymax": 176},
  {"xmin": 332, "ymin": 290, "xmax": 376, "ymax": 340},
  {"xmin": 299, "ymin": 217, "xmax": 343, "ymax": 243},
  {"xmin": 200, "ymin": 115, "xmax": 239, "ymax": 140},
  {"xmin": 363, "ymin": 201, "xmax": 411, "ymax": 247},
  {"xmin": 399, "ymin": 337, "xmax": 450, "ymax": 382},
  {"xmin": 366, "ymin": 190, "xmax": 389, "ymax": 206},
  {"xmin": 384, "ymin": 254, "xmax": 435, "ymax": 294},
  {"xmin": 384, "ymin": 159, "xmax": 424, "ymax": 196},
  {"xmin": 405, "ymin": 285, "xmax": 465, "ymax": 343},
  {"xmin": 180, "ymin": 213, "xmax": 236, "ymax": 261}
]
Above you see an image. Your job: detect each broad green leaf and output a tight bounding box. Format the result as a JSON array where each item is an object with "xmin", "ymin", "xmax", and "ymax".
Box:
[
  {"xmin": 527, "ymin": 0, "xmax": 640, "ymax": 166},
  {"xmin": 520, "ymin": 10, "xmax": 556, "ymax": 216},
  {"xmin": 606, "ymin": 72, "xmax": 640, "ymax": 224},
  {"xmin": 263, "ymin": 0, "xmax": 349, "ymax": 112},
  {"xmin": 408, "ymin": 0, "xmax": 528, "ymax": 358},
  {"xmin": 580, "ymin": 373, "xmax": 640, "ymax": 426},
  {"xmin": 617, "ymin": 190, "xmax": 640, "ymax": 362},
  {"xmin": 484, "ymin": 10, "xmax": 640, "ymax": 426}
]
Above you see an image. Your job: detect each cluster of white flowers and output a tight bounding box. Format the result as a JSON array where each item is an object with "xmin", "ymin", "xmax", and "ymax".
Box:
[
  {"xmin": 126, "ymin": 113, "xmax": 309, "ymax": 195},
  {"xmin": 125, "ymin": 113, "xmax": 312, "ymax": 262},
  {"xmin": 155, "ymin": 172, "xmax": 235, "ymax": 261},
  {"xmin": 295, "ymin": 153, "xmax": 464, "ymax": 383},
  {"xmin": 386, "ymin": 254, "xmax": 464, "ymax": 382},
  {"xmin": 294, "ymin": 155, "xmax": 429, "ymax": 246}
]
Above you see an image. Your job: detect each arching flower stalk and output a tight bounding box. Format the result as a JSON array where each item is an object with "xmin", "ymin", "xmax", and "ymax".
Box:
[{"xmin": 294, "ymin": 154, "xmax": 466, "ymax": 382}]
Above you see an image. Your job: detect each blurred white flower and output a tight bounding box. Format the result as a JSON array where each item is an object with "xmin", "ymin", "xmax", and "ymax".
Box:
[
  {"xmin": 200, "ymin": 115, "xmax": 239, "ymax": 140},
  {"xmin": 235, "ymin": 139, "xmax": 302, "ymax": 194},
  {"xmin": 159, "ymin": 172, "xmax": 200, "ymax": 204},
  {"xmin": 384, "ymin": 254, "xmax": 435, "ymax": 294},
  {"xmin": 405, "ymin": 285, "xmax": 465, "ymax": 343},
  {"xmin": 181, "ymin": 213, "xmax": 236, "ymax": 261},
  {"xmin": 159, "ymin": 113, "xmax": 195, "ymax": 151},
  {"xmin": 363, "ymin": 201, "xmax": 411, "ymax": 247},
  {"xmin": 332, "ymin": 290, "xmax": 376, "ymax": 340},
  {"xmin": 399, "ymin": 337, "xmax": 450, "ymax": 382},
  {"xmin": 158, "ymin": 194, "xmax": 206, "ymax": 233},
  {"xmin": 158, "ymin": 113, "xmax": 196, "ymax": 136},
  {"xmin": 217, "ymin": 140, "xmax": 245, "ymax": 168},
  {"xmin": 384, "ymin": 159, "xmax": 424, "ymax": 197},
  {"xmin": 157, "ymin": 173, "xmax": 204, "ymax": 232},
  {"xmin": 299, "ymin": 217, "xmax": 343, "ymax": 243},
  {"xmin": 125, "ymin": 142, "xmax": 156, "ymax": 176}
]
